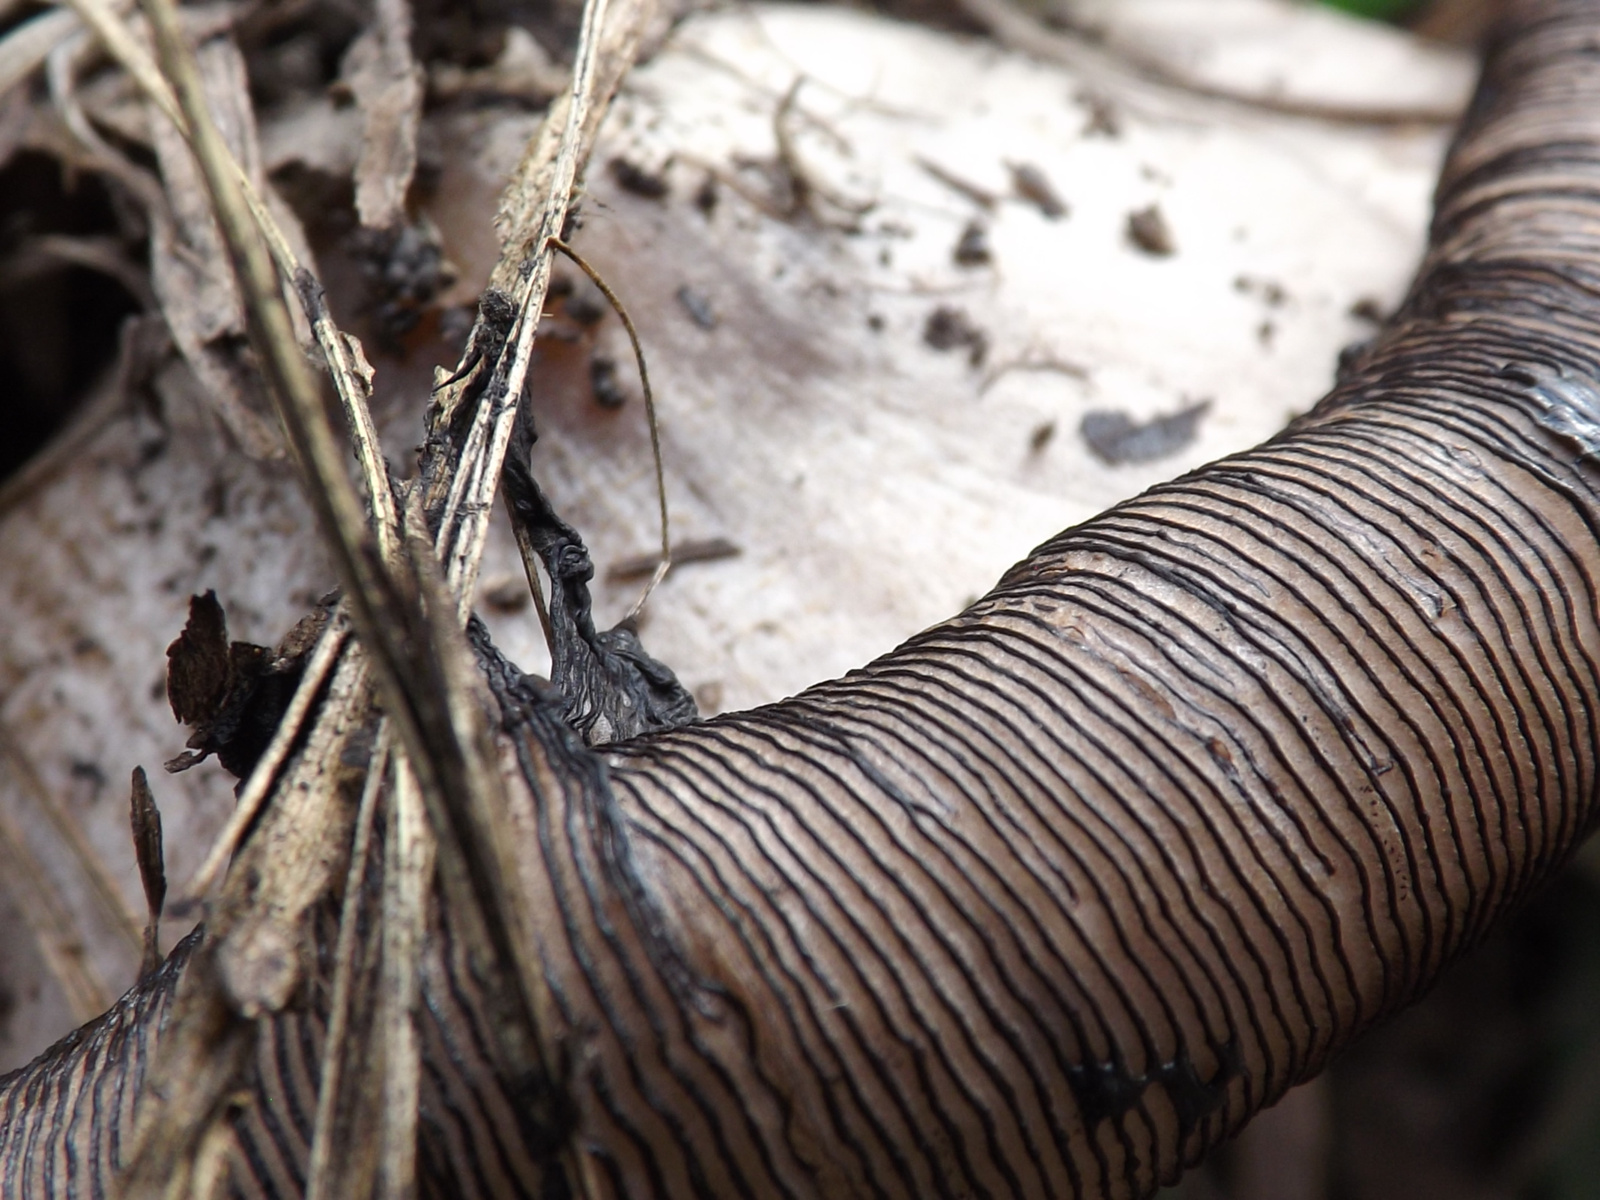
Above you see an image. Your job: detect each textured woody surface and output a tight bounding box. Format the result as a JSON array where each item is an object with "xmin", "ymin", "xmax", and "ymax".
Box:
[
  {"xmin": 6, "ymin": 0, "xmax": 1600, "ymax": 1196},
  {"xmin": 510, "ymin": 3, "xmax": 1600, "ymax": 1191},
  {"xmin": 0, "ymin": 1, "xmax": 1463, "ymax": 1080}
]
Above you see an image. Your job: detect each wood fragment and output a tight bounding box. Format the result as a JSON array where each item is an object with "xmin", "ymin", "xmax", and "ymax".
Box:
[
  {"xmin": 343, "ymin": 0, "xmax": 424, "ymax": 231},
  {"xmin": 431, "ymin": 0, "xmax": 660, "ymax": 623}
]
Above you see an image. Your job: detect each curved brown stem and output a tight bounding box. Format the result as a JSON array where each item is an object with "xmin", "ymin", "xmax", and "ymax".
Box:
[{"xmin": 7, "ymin": 2, "xmax": 1600, "ymax": 1198}]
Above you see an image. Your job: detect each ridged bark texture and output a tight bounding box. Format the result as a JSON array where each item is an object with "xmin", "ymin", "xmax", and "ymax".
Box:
[
  {"xmin": 6, "ymin": 1, "xmax": 1600, "ymax": 1197},
  {"xmin": 518, "ymin": 1, "xmax": 1600, "ymax": 1195}
]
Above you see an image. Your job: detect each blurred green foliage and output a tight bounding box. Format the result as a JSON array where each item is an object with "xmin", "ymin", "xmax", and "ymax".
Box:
[{"xmin": 1318, "ymin": 0, "xmax": 1423, "ymax": 19}]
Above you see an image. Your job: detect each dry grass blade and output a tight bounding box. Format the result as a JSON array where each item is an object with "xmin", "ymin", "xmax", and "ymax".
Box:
[
  {"xmin": 290, "ymin": 278, "xmax": 401, "ymax": 562},
  {"xmin": 428, "ymin": 0, "xmax": 659, "ymax": 614},
  {"xmin": 379, "ymin": 758, "xmax": 432, "ymax": 1200},
  {"xmin": 395, "ymin": 488, "xmax": 556, "ymax": 1066}
]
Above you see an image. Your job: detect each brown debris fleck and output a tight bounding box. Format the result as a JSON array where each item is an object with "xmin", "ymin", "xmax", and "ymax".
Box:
[
  {"xmin": 1349, "ymin": 296, "xmax": 1387, "ymax": 324},
  {"xmin": 676, "ymin": 284, "xmax": 717, "ymax": 329},
  {"xmin": 590, "ymin": 353, "xmax": 627, "ymax": 408},
  {"xmin": 610, "ymin": 155, "xmax": 671, "ymax": 199},
  {"xmin": 1009, "ymin": 160, "xmax": 1068, "ymax": 219},
  {"xmin": 695, "ymin": 172, "xmax": 720, "ymax": 215},
  {"xmin": 1127, "ymin": 204, "xmax": 1175, "ymax": 257},
  {"xmin": 923, "ymin": 305, "xmax": 989, "ymax": 366},
  {"xmin": 1235, "ymin": 274, "xmax": 1288, "ymax": 306},
  {"xmin": 953, "ymin": 220, "xmax": 992, "ymax": 266},
  {"xmin": 1075, "ymin": 88, "xmax": 1122, "ymax": 138}
]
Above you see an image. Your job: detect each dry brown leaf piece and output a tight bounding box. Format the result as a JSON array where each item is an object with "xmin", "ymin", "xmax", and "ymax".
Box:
[
  {"xmin": 164, "ymin": 590, "xmax": 321, "ymax": 779},
  {"xmin": 1126, "ymin": 201, "xmax": 1175, "ymax": 256},
  {"xmin": 128, "ymin": 766, "xmax": 167, "ymax": 979},
  {"xmin": 163, "ymin": 590, "xmax": 240, "ymax": 729}
]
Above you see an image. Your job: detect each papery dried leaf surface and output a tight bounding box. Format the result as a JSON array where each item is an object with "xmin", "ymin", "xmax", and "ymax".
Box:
[{"xmin": 0, "ymin": 0, "xmax": 1465, "ymax": 1094}]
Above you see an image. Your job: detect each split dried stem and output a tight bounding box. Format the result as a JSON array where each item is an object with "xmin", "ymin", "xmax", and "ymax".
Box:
[{"xmin": 304, "ymin": 723, "xmax": 390, "ymax": 1200}]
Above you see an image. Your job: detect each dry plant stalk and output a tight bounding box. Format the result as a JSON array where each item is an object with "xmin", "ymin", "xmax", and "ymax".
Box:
[{"xmin": 0, "ymin": 0, "xmax": 667, "ymax": 1192}]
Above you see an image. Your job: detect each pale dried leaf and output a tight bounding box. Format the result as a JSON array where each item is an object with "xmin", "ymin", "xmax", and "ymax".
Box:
[
  {"xmin": 1070, "ymin": 0, "xmax": 1475, "ymax": 117},
  {"xmin": 466, "ymin": 3, "xmax": 1466, "ymax": 712},
  {"xmin": 428, "ymin": 26, "xmax": 570, "ymax": 105},
  {"xmin": 258, "ymin": 93, "xmax": 360, "ymax": 181},
  {"xmin": 0, "ymin": 783, "xmax": 114, "ymax": 1023},
  {"xmin": 342, "ymin": 0, "xmax": 424, "ymax": 231},
  {"xmin": 0, "ymin": 0, "xmax": 1464, "ymax": 1089},
  {"xmin": 146, "ymin": 32, "xmax": 284, "ymax": 458}
]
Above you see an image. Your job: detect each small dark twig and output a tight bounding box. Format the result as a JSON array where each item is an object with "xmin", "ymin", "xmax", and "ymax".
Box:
[{"xmin": 916, "ymin": 157, "xmax": 999, "ymax": 210}]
